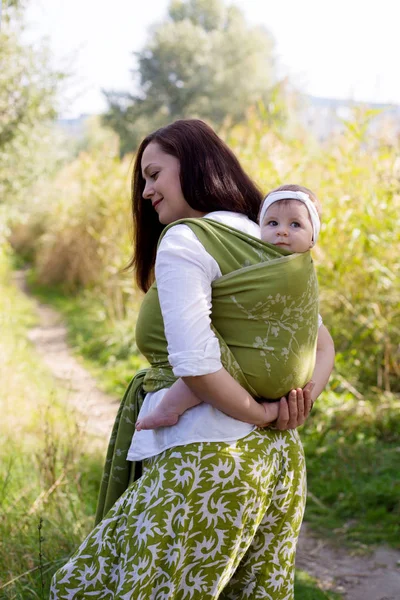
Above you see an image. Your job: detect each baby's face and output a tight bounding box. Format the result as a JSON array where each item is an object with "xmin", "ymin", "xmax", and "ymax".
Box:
[{"xmin": 260, "ymin": 200, "xmax": 314, "ymax": 252}]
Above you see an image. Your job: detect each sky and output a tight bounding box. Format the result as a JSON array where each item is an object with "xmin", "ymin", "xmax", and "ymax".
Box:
[{"xmin": 23, "ymin": 0, "xmax": 400, "ymax": 118}]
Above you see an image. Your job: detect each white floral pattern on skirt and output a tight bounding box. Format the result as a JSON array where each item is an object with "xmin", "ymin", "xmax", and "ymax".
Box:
[{"xmin": 51, "ymin": 428, "xmax": 306, "ymax": 599}]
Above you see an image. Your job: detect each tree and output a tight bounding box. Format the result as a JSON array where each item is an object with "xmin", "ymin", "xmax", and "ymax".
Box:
[
  {"xmin": 104, "ymin": 0, "xmax": 278, "ymax": 154},
  {"xmin": 0, "ymin": 1, "xmax": 63, "ymax": 207}
]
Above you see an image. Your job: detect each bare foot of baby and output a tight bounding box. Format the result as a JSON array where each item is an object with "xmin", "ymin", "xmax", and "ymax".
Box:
[{"xmin": 136, "ymin": 409, "xmax": 181, "ymax": 431}]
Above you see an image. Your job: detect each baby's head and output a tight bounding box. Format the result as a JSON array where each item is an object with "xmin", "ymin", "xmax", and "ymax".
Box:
[{"xmin": 259, "ymin": 184, "xmax": 322, "ymax": 253}]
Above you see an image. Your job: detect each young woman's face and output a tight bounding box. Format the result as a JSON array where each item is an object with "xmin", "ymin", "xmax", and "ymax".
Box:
[
  {"xmin": 260, "ymin": 200, "xmax": 314, "ymax": 252},
  {"xmin": 141, "ymin": 142, "xmax": 206, "ymax": 225}
]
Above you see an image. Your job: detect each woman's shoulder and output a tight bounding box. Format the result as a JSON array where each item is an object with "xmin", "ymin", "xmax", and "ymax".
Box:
[
  {"xmin": 157, "ymin": 222, "xmax": 209, "ymax": 260},
  {"xmin": 159, "ymin": 222, "xmax": 200, "ymax": 248},
  {"xmin": 156, "ymin": 221, "xmax": 220, "ymax": 279}
]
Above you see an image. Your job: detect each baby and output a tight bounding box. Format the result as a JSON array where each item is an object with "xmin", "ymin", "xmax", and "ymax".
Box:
[
  {"xmin": 136, "ymin": 183, "xmax": 325, "ymax": 431},
  {"xmin": 258, "ymin": 184, "xmax": 320, "ymax": 252}
]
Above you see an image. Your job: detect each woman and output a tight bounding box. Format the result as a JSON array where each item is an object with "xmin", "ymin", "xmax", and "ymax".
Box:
[{"xmin": 51, "ymin": 119, "xmax": 334, "ymax": 599}]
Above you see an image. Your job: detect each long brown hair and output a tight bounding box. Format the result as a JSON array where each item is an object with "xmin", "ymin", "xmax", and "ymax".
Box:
[{"xmin": 131, "ymin": 119, "xmax": 263, "ymax": 292}]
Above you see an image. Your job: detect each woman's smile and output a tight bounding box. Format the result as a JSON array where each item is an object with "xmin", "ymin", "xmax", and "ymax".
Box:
[{"xmin": 152, "ymin": 198, "xmax": 163, "ymax": 210}]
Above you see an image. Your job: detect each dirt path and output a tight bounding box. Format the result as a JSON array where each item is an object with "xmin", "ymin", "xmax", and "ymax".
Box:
[
  {"xmin": 296, "ymin": 525, "xmax": 400, "ymax": 599},
  {"xmin": 14, "ymin": 271, "xmax": 400, "ymax": 600},
  {"xmin": 13, "ymin": 271, "xmax": 120, "ymax": 441}
]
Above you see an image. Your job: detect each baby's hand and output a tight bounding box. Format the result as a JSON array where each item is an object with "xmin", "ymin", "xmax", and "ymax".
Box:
[{"xmin": 257, "ymin": 401, "xmax": 280, "ymax": 427}]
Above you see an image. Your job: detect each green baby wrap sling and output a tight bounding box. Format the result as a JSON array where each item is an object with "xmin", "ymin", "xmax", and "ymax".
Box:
[{"xmin": 95, "ymin": 218, "xmax": 318, "ymax": 523}]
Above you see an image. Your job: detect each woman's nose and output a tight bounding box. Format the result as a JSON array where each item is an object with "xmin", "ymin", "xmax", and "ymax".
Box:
[{"xmin": 143, "ymin": 181, "xmax": 154, "ymax": 199}]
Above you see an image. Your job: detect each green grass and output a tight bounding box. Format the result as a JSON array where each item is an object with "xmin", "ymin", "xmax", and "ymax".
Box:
[
  {"xmin": 0, "ymin": 253, "xmax": 104, "ymax": 599},
  {"xmin": 294, "ymin": 571, "xmax": 342, "ymax": 599},
  {"xmin": 302, "ymin": 394, "xmax": 400, "ymax": 549}
]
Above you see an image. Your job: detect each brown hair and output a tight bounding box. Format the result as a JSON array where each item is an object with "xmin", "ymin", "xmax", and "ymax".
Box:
[
  {"xmin": 130, "ymin": 119, "xmax": 263, "ymax": 292},
  {"xmin": 261, "ymin": 183, "xmax": 322, "ymax": 221}
]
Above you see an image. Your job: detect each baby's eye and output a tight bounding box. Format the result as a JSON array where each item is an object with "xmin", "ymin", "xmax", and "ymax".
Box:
[
  {"xmin": 290, "ymin": 221, "xmax": 301, "ymax": 228},
  {"xmin": 267, "ymin": 220, "xmax": 278, "ymax": 226}
]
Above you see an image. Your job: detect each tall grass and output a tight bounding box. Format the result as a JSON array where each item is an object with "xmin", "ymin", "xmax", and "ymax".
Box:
[{"xmin": 0, "ymin": 243, "xmax": 104, "ymax": 598}]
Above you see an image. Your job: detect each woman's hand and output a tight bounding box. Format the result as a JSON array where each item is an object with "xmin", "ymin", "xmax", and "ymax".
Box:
[{"xmin": 274, "ymin": 381, "xmax": 315, "ymax": 430}]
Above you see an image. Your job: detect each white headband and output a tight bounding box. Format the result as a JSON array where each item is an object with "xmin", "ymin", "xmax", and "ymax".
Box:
[{"xmin": 259, "ymin": 190, "xmax": 321, "ymax": 245}]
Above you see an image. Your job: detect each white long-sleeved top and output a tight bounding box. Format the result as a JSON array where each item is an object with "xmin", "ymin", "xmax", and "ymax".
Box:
[{"xmin": 127, "ymin": 211, "xmax": 322, "ymax": 461}]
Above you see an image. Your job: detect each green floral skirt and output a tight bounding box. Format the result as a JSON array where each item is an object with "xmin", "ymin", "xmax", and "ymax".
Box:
[{"xmin": 51, "ymin": 428, "xmax": 306, "ymax": 599}]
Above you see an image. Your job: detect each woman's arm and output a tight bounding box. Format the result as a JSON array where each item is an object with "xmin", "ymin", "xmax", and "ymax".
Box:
[
  {"xmin": 141, "ymin": 375, "xmax": 277, "ymax": 428},
  {"xmin": 182, "ymin": 369, "xmax": 279, "ymax": 427},
  {"xmin": 275, "ymin": 324, "xmax": 335, "ymax": 429}
]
